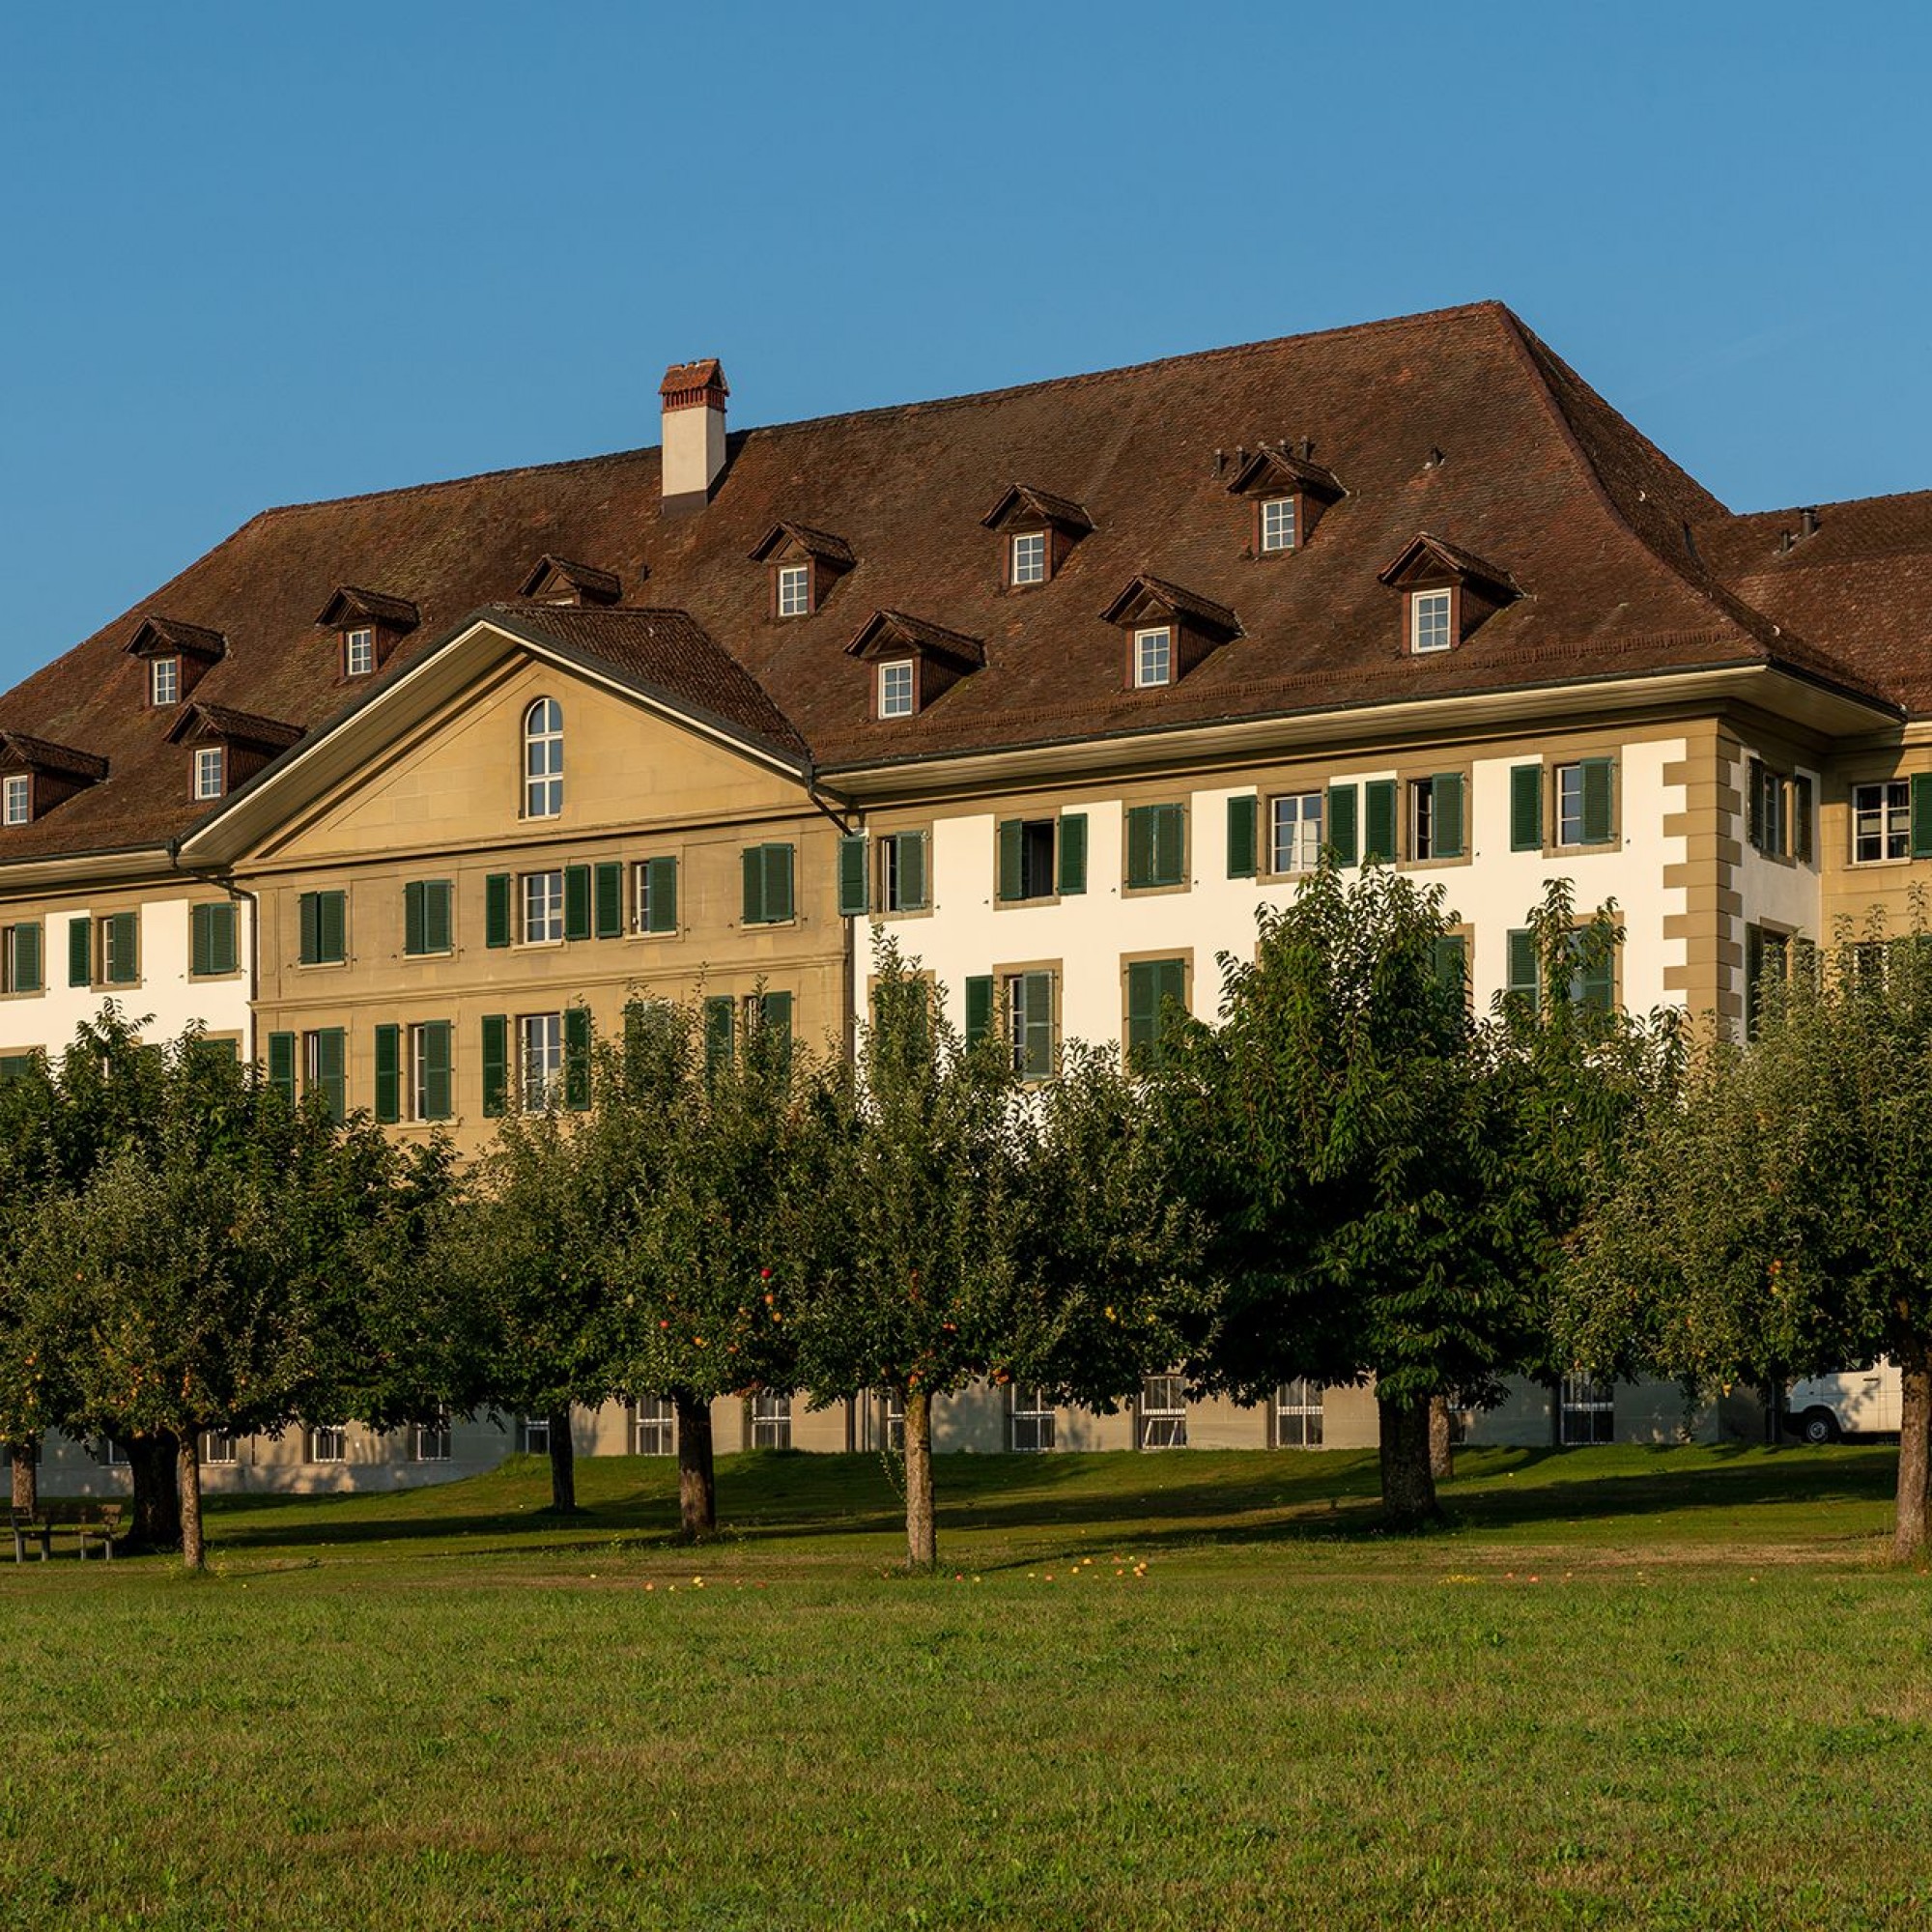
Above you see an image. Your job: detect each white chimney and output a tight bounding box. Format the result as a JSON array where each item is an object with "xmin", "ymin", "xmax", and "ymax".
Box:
[{"xmin": 660, "ymin": 358, "xmax": 729, "ymax": 511}]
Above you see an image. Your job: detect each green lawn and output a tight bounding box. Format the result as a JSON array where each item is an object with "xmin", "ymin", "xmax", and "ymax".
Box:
[{"xmin": 3, "ymin": 1445, "xmax": 1928, "ymax": 1930}]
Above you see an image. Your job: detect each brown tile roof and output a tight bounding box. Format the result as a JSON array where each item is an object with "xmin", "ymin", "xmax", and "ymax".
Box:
[
  {"xmin": 314, "ymin": 585, "xmax": 421, "ymax": 632},
  {"xmin": 0, "ymin": 731, "xmax": 108, "ymax": 783},
  {"xmin": 1378, "ymin": 532, "xmax": 1520, "ymax": 597},
  {"xmin": 1098, "ymin": 574, "xmax": 1242, "ymax": 640},
  {"xmin": 844, "ymin": 610, "xmax": 986, "ymax": 671},
  {"xmin": 515, "ymin": 554, "xmax": 624, "ymax": 605},
  {"xmin": 747, "ymin": 522, "xmax": 856, "ymax": 568},
  {"xmin": 0, "ymin": 299, "xmax": 1910, "ymax": 860},
  {"xmin": 163, "ymin": 702, "xmax": 304, "ymax": 752},
  {"xmin": 1224, "ymin": 446, "xmax": 1346, "ymax": 502},
  {"xmin": 980, "ymin": 483, "xmax": 1095, "ymax": 534},
  {"xmin": 126, "ymin": 615, "xmax": 226, "ymax": 663}
]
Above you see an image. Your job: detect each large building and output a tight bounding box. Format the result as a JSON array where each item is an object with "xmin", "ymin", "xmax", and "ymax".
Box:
[{"xmin": 9, "ymin": 301, "xmax": 1927, "ymax": 1490}]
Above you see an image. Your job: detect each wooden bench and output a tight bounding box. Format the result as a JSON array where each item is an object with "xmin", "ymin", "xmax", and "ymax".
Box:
[
  {"xmin": 10, "ymin": 1508, "xmax": 51, "ymax": 1562},
  {"xmin": 75, "ymin": 1503, "xmax": 125, "ymax": 1559},
  {"xmin": 10, "ymin": 1503, "xmax": 126, "ymax": 1561}
]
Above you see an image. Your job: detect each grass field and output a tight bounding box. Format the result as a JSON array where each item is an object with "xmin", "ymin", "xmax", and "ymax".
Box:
[{"xmin": 3, "ymin": 1444, "xmax": 1929, "ymax": 1930}]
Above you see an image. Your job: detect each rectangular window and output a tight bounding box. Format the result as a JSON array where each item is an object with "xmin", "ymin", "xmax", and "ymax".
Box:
[
  {"xmin": 634, "ymin": 1396, "xmax": 675, "ymax": 1457},
  {"xmin": 1260, "ymin": 497, "xmax": 1297, "ymax": 553},
  {"xmin": 522, "ymin": 869, "xmax": 564, "ymax": 944},
  {"xmin": 881, "ymin": 830, "xmax": 928, "ymax": 913},
  {"xmin": 519, "ymin": 1415, "xmax": 551, "ymax": 1456},
  {"xmin": 1559, "ymin": 1376, "xmax": 1615, "ymax": 1446},
  {"xmin": 192, "ymin": 747, "xmax": 225, "ymax": 801},
  {"xmin": 345, "ymin": 627, "xmax": 376, "ymax": 677},
  {"xmin": 297, "ymin": 890, "xmax": 346, "ymax": 966},
  {"xmin": 1010, "ymin": 1384, "xmax": 1055, "ymax": 1452},
  {"xmin": 201, "ymin": 1432, "xmax": 239, "ymax": 1466},
  {"xmin": 306, "ymin": 1425, "xmax": 346, "ymax": 1464},
  {"xmin": 1, "ymin": 922, "xmax": 42, "ymax": 995},
  {"xmin": 1133, "ymin": 627, "xmax": 1173, "ymax": 688},
  {"xmin": 1005, "ymin": 970, "xmax": 1056, "ymax": 1079},
  {"xmin": 1124, "ymin": 803, "xmax": 1186, "ymax": 890},
  {"xmin": 877, "ymin": 661, "xmax": 915, "ymax": 719},
  {"xmin": 99, "ymin": 910, "xmax": 139, "ymax": 985},
  {"xmin": 1744, "ymin": 924, "xmax": 1793, "ymax": 1039},
  {"xmin": 1408, "ymin": 773, "xmax": 1463, "ymax": 861},
  {"xmin": 997, "ymin": 817, "xmax": 1062, "ymax": 902},
  {"xmin": 1275, "ymin": 1378, "xmax": 1324, "ymax": 1448},
  {"xmin": 633, "ymin": 856, "xmax": 679, "ymax": 935},
  {"xmin": 750, "ymin": 1391, "xmax": 791, "ymax": 1449},
  {"xmin": 1010, "ymin": 530, "xmax": 1047, "ymax": 585},
  {"xmin": 1507, "ymin": 929, "xmax": 1614, "ymax": 1013},
  {"xmin": 1139, "ymin": 1374, "xmax": 1187, "ymax": 1449},
  {"xmin": 741, "ymin": 843, "xmax": 796, "ymax": 925},
  {"xmin": 151, "ymin": 657, "xmax": 180, "ymax": 705},
  {"xmin": 1410, "ymin": 588, "xmax": 1453, "ymax": 653},
  {"xmin": 403, "ymin": 880, "xmax": 454, "ymax": 956},
  {"xmin": 411, "ymin": 1021, "xmax": 453, "ymax": 1122},
  {"xmin": 190, "ymin": 901, "xmax": 238, "ymax": 978},
  {"xmin": 519, "ymin": 1013, "xmax": 563, "ymax": 1108},
  {"xmin": 1853, "ymin": 780, "xmax": 1912, "ymax": 864},
  {"xmin": 1269, "ymin": 792, "xmax": 1323, "ymax": 874},
  {"xmin": 776, "ymin": 564, "xmax": 810, "ymax": 616},
  {"xmin": 3, "ymin": 775, "xmax": 29, "ymax": 826},
  {"xmin": 303, "ymin": 1028, "xmax": 346, "ymax": 1122},
  {"xmin": 1125, "ymin": 957, "xmax": 1187, "ymax": 1070},
  {"xmin": 413, "ymin": 1415, "xmax": 451, "ymax": 1462}
]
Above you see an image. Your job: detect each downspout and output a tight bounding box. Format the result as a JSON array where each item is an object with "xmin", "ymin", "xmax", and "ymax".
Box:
[{"xmin": 168, "ymin": 837, "xmax": 260, "ymax": 1065}]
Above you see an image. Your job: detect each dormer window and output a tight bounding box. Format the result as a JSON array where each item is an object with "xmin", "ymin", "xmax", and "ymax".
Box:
[
  {"xmin": 1260, "ymin": 497, "xmax": 1297, "ymax": 554},
  {"xmin": 1410, "ymin": 589, "xmax": 1454, "ymax": 654},
  {"xmin": 314, "ymin": 586, "xmax": 419, "ymax": 679},
  {"xmin": 126, "ymin": 616, "xmax": 227, "ymax": 709},
  {"xmin": 151, "ymin": 657, "xmax": 181, "ymax": 706},
  {"xmin": 1226, "ymin": 445, "xmax": 1345, "ymax": 559},
  {"xmin": 751, "ymin": 523, "xmax": 855, "ymax": 619},
  {"xmin": 1011, "ymin": 531, "xmax": 1048, "ymax": 586},
  {"xmin": 1378, "ymin": 534, "xmax": 1520, "ymax": 657},
  {"xmin": 517, "ymin": 554, "xmax": 624, "ymax": 607},
  {"xmin": 1134, "ymin": 628, "xmax": 1174, "ymax": 689},
  {"xmin": 193, "ymin": 747, "xmax": 226, "ymax": 801},
  {"xmin": 981, "ymin": 484, "xmax": 1094, "ymax": 590},
  {"xmin": 3, "ymin": 776, "xmax": 29, "ymax": 826},
  {"xmin": 877, "ymin": 661, "xmax": 916, "ymax": 719},
  {"xmin": 165, "ymin": 702, "xmax": 300, "ymax": 800},
  {"xmin": 344, "ymin": 627, "xmax": 376, "ymax": 678},
  {"xmin": 0, "ymin": 734, "xmax": 107, "ymax": 824},
  {"xmin": 1101, "ymin": 576, "xmax": 1240, "ymax": 691}
]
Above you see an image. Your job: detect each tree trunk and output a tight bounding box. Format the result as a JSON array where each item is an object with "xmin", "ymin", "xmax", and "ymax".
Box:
[
  {"xmin": 1894, "ymin": 1337, "xmax": 1932, "ymax": 1563},
  {"xmin": 178, "ymin": 1431, "xmax": 205, "ymax": 1572},
  {"xmin": 128, "ymin": 1432, "xmax": 182, "ymax": 1553},
  {"xmin": 903, "ymin": 1384, "xmax": 936, "ymax": 1573},
  {"xmin": 673, "ymin": 1393, "xmax": 715, "ymax": 1541},
  {"xmin": 1428, "ymin": 1396, "xmax": 1455, "ymax": 1482},
  {"xmin": 1378, "ymin": 1393, "xmax": 1440, "ymax": 1530},
  {"xmin": 9, "ymin": 1439, "xmax": 37, "ymax": 1516},
  {"xmin": 545, "ymin": 1407, "xmax": 577, "ymax": 1514}
]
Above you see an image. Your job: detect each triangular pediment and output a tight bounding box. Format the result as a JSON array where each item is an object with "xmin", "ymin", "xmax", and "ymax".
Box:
[{"xmin": 1378, "ymin": 532, "xmax": 1519, "ymax": 598}]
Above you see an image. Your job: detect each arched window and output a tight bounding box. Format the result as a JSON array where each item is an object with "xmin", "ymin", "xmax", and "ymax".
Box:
[{"xmin": 524, "ymin": 697, "xmax": 563, "ymax": 817}]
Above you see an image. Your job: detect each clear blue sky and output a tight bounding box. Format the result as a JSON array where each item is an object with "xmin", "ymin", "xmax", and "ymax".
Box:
[{"xmin": 4, "ymin": 2, "xmax": 1928, "ymax": 687}]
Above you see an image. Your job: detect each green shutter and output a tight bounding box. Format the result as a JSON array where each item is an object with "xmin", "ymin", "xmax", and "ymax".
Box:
[
  {"xmin": 481, "ymin": 1015, "xmax": 508, "ymax": 1117},
  {"xmin": 563, "ymin": 865, "xmax": 592, "ymax": 942},
  {"xmin": 1510, "ymin": 764, "xmax": 1543, "ymax": 851},
  {"xmin": 1056, "ymin": 813, "xmax": 1087, "ymax": 895},
  {"xmin": 997, "ymin": 820, "xmax": 1025, "ymax": 903},
  {"xmin": 964, "ymin": 975, "xmax": 994, "ymax": 1048},
  {"xmin": 268, "ymin": 1032, "xmax": 297, "ymax": 1104},
  {"xmin": 1327, "ymin": 784, "xmax": 1359, "ymax": 867},
  {"xmin": 0, "ymin": 1055, "xmax": 34, "ymax": 1084},
  {"xmin": 742, "ymin": 847, "xmax": 765, "ymax": 924},
  {"xmin": 704, "ymin": 996, "xmax": 735, "ymax": 1076},
  {"xmin": 404, "ymin": 881, "xmax": 426, "ymax": 957},
  {"xmin": 766, "ymin": 845, "xmax": 794, "ymax": 923},
  {"xmin": 11, "ymin": 922, "xmax": 40, "ymax": 995},
  {"xmin": 645, "ymin": 856, "xmax": 678, "ymax": 934},
  {"xmin": 69, "ymin": 916, "xmax": 90, "ymax": 987},
  {"xmin": 374, "ymin": 1024, "xmax": 402, "ymax": 1124},
  {"xmin": 1745, "ymin": 923, "xmax": 1766, "ymax": 1037},
  {"xmin": 1506, "ymin": 929, "xmax": 1540, "ymax": 1012},
  {"xmin": 1581, "ymin": 758, "xmax": 1615, "ymax": 846},
  {"xmin": 1020, "ymin": 971, "xmax": 1054, "ymax": 1079},
  {"xmin": 564, "ymin": 1007, "xmax": 591, "ymax": 1110},
  {"xmin": 593, "ymin": 863, "xmax": 623, "ymax": 939},
  {"xmin": 1747, "ymin": 759, "xmax": 1767, "ymax": 852},
  {"xmin": 312, "ymin": 1029, "xmax": 346, "ymax": 1122},
  {"xmin": 758, "ymin": 990, "xmax": 793, "ymax": 1066},
  {"xmin": 1434, "ymin": 933, "xmax": 1469, "ymax": 1002},
  {"xmin": 1156, "ymin": 805, "xmax": 1186, "ymax": 886},
  {"xmin": 1364, "ymin": 781, "xmax": 1397, "ymax": 865},
  {"xmin": 838, "ymin": 835, "xmax": 869, "ymax": 917},
  {"xmin": 421, "ymin": 1022, "xmax": 452, "ymax": 1122},
  {"xmin": 313, "ymin": 892, "xmax": 345, "ymax": 965},
  {"xmin": 485, "ymin": 874, "xmax": 512, "ymax": 949},
  {"xmin": 1125, "ymin": 806, "xmax": 1154, "ymax": 889},
  {"xmin": 1431, "ymin": 774, "xmax": 1463, "ymax": 860},
  {"xmin": 298, "ymin": 892, "xmax": 320, "ymax": 966},
  {"xmin": 192, "ymin": 901, "xmax": 237, "ymax": 977},
  {"xmin": 1226, "ymin": 795, "xmax": 1258, "ymax": 878},
  {"xmin": 1912, "ymin": 774, "xmax": 1932, "ymax": 860},
  {"xmin": 1126, "ymin": 960, "xmax": 1159, "ymax": 1066},
  {"xmin": 191, "ymin": 903, "xmax": 213, "ymax": 980},
  {"xmin": 1576, "ymin": 940, "xmax": 1615, "ymax": 1013},
  {"xmin": 1792, "ymin": 776, "xmax": 1814, "ymax": 865},
  {"xmin": 106, "ymin": 911, "xmax": 138, "ymax": 984},
  {"xmin": 895, "ymin": 832, "xmax": 927, "ymax": 911}
]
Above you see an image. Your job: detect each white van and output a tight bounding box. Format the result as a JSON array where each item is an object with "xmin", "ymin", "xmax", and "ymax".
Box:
[{"xmin": 1785, "ymin": 1361, "xmax": 1899, "ymax": 1442}]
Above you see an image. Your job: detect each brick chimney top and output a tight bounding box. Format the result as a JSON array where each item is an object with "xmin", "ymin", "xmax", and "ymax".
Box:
[{"xmin": 660, "ymin": 359, "xmax": 729, "ymax": 411}]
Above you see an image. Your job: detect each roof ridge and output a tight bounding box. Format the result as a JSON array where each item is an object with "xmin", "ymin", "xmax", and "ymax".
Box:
[{"xmin": 1714, "ymin": 483, "xmax": 1932, "ymax": 525}]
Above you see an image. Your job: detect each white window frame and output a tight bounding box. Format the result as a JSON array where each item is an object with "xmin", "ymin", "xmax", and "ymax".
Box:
[
  {"xmin": 634, "ymin": 1395, "xmax": 674, "ymax": 1457},
  {"xmin": 1010, "ymin": 530, "xmax": 1047, "ymax": 585},
  {"xmin": 1853, "ymin": 780, "xmax": 1911, "ymax": 864},
  {"xmin": 413, "ymin": 1415, "xmax": 451, "ymax": 1463},
  {"xmin": 200, "ymin": 1431, "xmax": 239, "ymax": 1466},
  {"xmin": 151, "ymin": 657, "xmax": 181, "ymax": 705},
  {"xmin": 1555, "ymin": 763, "xmax": 1586, "ymax": 848},
  {"xmin": 1260, "ymin": 497, "xmax": 1297, "ymax": 554},
  {"xmin": 409, "ymin": 1022, "xmax": 436, "ymax": 1122},
  {"xmin": 880, "ymin": 1389, "xmax": 905, "ymax": 1453},
  {"xmin": 1010, "ymin": 1383, "xmax": 1055, "ymax": 1453},
  {"xmin": 518, "ymin": 1012, "xmax": 563, "ymax": 1108},
  {"xmin": 520, "ymin": 1415, "xmax": 551, "ymax": 1456},
  {"xmin": 1409, "ymin": 777, "xmax": 1436, "ymax": 861},
  {"xmin": 1559, "ymin": 1376, "xmax": 1615, "ymax": 1446},
  {"xmin": 750, "ymin": 1391, "xmax": 791, "ymax": 1449},
  {"xmin": 193, "ymin": 746, "xmax": 225, "ymax": 801},
  {"xmin": 776, "ymin": 563, "xmax": 810, "ymax": 617},
  {"xmin": 522, "ymin": 869, "xmax": 564, "ymax": 944},
  {"xmin": 1269, "ymin": 792, "xmax": 1322, "ymax": 874},
  {"xmin": 877, "ymin": 660, "xmax": 915, "ymax": 719},
  {"xmin": 2, "ymin": 775, "xmax": 29, "ymax": 826},
  {"xmin": 306, "ymin": 1424, "xmax": 346, "ymax": 1463},
  {"xmin": 523, "ymin": 697, "xmax": 563, "ymax": 818},
  {"xmin": 1409, "ymin": 588, "xmax": 1454, "ymax": 654},
  {"xmin": 1139, "ymin": 1374, "xmax": 1187, "ymax": 1449},
  {"xmin": 344, "ymin": 627, "xmax": 376, "ymax": 677},
  {"xmin": 1134, "ymin": 626, "xmax": 1174, "ymax": 689},
  {"xmin": 1274, "ymin": 1379, "xmax": 1323, "ymax": 1449}
]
